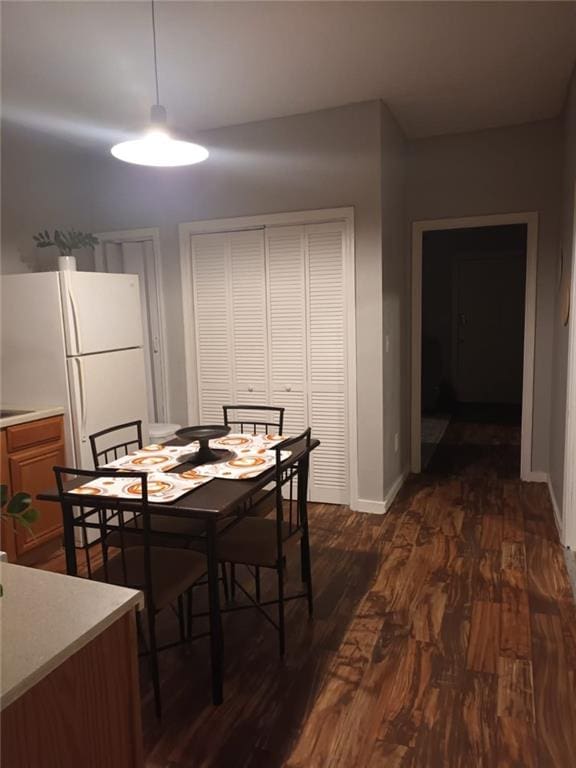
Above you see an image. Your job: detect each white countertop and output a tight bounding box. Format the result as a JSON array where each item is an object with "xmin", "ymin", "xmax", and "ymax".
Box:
[
  {"xmin": 0, "ymin": 563, "xmax": 143, "ymax": 711},
  {"xmin": 0, "ymin": 406, "xmax": 65, "ymax": 429}
]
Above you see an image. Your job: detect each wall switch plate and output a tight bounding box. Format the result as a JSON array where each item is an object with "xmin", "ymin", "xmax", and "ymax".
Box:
[
  {"xmin": 385, "ymin": 334, "xmax": 390, "ymax": 354},
  {"xmin": 394, "ymin": 432, "xmax": 399, "ymax": 453}
]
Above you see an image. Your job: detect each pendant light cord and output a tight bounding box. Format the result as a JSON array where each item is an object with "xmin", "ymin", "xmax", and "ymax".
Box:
[{"xmin": 151, "ymin": 0, "xmax": 160, "ymax": 105}]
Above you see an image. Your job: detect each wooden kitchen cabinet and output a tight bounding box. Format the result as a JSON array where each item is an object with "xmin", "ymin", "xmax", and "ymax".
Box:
[
  {"xmin": 1, "ymin": 415, "xmax": 65, "ymax": 562},
  {"xmin": 1, "ymin": 430, "xmax": 16, "ymax": 561}
]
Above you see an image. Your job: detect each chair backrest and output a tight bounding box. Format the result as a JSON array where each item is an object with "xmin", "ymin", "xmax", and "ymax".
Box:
[
  {"xmin": 89, "ymin": 420, "xmax": 143, "ymax": 468},
  {"xmin": 273, "ymin": 427, "xmax": 312, "ymax": 541},
  {"xmin": 53, "ymin": 465, "xmax": 153, "ymax": 593},
  {"xmin": 222, "ymin": 405, "xmax": 285, "ymax": 435}
]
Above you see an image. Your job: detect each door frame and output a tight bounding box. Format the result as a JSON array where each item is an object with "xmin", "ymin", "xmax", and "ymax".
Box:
[
  {"xmin": 179, "ymin": 206, "xmax": 358, "ymax": 508},
  {"xmin": 411, "ymin": 211, "xmax": 538, "ymax": 481},
  {"xmin": 562, "ymin": 184, "xmax": 576, "ymax": 549},
  {"xmin": 94, "ymin": 227, "xmax": 170, "ymax": 423}
]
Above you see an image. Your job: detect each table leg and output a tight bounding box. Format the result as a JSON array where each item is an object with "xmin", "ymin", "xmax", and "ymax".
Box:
[
  {"xmin": 206, "ymin": 518, "xmax": 223, "ymax": 705},
  {"xmin": 62, "ymin": 501, "xmax": 77, "ymax": 576}
]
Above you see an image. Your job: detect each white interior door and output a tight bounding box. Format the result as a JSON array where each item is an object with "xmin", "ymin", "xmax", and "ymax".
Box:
[
  {"xmin": 190, "ymin": 233, "xmax": 234, "ymax": 423},
  {"xmin": 96, "ymin": 237, "xmax": 167, "ymax": 422},
  {"xmin": 187, "ymin": 220, "xmax": 350, "ymax": 504},
  {"xmin": 305, "ymin": 223, "xmax": 349, "ymax": 503},
  {"xmin": 266, "ymin": 226, "xmax": 308, "ymax": 436}
]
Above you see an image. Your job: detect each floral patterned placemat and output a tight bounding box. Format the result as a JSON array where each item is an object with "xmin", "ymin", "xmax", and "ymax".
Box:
[
  {"xmin": 101, "ymin": 433, "xmax": 289, "ymax": 474},
  {"xmin": 69, "ymin": 471, "xmax": 212, "ymax": 504},
  {"xmin": 192, "ymin": 450, "xmax": 291, "ymax": 481}
]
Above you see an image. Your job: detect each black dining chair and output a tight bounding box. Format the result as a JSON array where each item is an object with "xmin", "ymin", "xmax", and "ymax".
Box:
[
  {"xmin": 53, "ymin": 466, "xmax": 209, "ymax": 719},
  {"xmin": 216, "ymin": 428, "xmax": 314, "ymax": 655},
  {"xmin": 222, "ymin": 404, "xmax": 288, "ymax": 598},
  {"xmin": 222, "ymin": 404, "xmax": 285, "ymax": 436},
  {"xmin": 90, "ymin": 420, "xmax": 144, "ymax": 466},
  {"xmin": 89, "ymin": 421, "xmax": 231, "ymax": 601}
]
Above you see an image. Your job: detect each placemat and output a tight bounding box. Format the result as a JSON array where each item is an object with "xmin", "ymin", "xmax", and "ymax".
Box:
[{"xmin": 69, "ymin": 470, "xmax": 211, "ymax": 503}]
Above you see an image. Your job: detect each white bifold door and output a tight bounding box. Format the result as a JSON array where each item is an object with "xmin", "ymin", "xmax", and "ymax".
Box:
[
  {"xmin": 188, "ymin": 222, "xmax": 349, "ymax": 504},
  {"xmin": 96, "ymin": 238, "xmax": 166, "ymax": 423}
]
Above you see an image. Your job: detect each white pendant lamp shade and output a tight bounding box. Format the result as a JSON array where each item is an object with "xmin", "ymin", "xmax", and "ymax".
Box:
[
  {"xmin": 111, "ymin": 107, "xmax": 209, "ymax": 167},
  {"xmin": 111, "ymin": 3, "xmax": 208, "ymax": 168}
]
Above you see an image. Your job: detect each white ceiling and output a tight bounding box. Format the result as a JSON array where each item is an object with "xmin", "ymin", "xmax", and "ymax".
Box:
[{"xmin": 2, "ymin": 1, "xmax": 576, "ymax": 146}]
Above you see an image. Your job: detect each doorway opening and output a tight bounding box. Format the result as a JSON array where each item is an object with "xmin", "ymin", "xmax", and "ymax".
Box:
[
  {"xmin": 94, "ymin": 228, "xmax": 169, "ymax": 424},
  {"xmin": 411, "ymin": 212, "xmax": 538, "ymax": 480}
]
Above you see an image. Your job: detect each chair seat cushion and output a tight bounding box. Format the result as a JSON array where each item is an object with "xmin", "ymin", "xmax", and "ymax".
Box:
[
  {"xmin": 244, "ymin": 488, "xmax": 275, "ymax": 518},
  {"xmin": 217, "ymin": 517, "xmax": 302, "ymax": 568},
  {"xmin": 106, "ymin": 514, "xmax": 232, "ymax": 551},
  {"xmin": 92, "ymin": 546, "xmax": 206, "ymax": 611}
]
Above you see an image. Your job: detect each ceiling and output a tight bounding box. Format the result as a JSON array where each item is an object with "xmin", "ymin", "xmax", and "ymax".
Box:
[{"xmin": 2, "ymin": 1, "xmax": 576, "ymax": 147}]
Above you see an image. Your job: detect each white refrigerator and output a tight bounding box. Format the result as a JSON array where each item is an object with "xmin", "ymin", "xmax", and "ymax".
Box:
[{"xmin": 1, "ymin": 271, "xmax": 149, "ymax": 469}]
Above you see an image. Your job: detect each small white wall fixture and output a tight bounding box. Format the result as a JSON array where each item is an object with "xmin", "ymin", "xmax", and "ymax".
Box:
[
  {"xmin": 411, "ymin": 212, "xmax": 538, "ymax": 481},
  {"xmin": 179, "ymin": 207, "xmax": 359, "ymax": 509},
  {"xmin": 94, "ymin": 227, "xmax": 170, "ymax": 423}
]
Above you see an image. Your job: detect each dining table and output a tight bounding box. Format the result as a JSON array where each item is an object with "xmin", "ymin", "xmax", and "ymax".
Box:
[{"xmin": 37, "ymin": 434, "xmax": 319, "ymax": 706}]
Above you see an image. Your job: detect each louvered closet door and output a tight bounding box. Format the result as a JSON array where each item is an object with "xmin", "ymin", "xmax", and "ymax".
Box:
[
  {"xmin": 305, "ymin": 223, "xmax": 349, "ymax": 503},
  {"xmin": 191, "ymin": 233, "xmax": 234, "ymax": 422},
  {"xmin": 265, "ymin": 226, "xmax": 307, "ymax": 436},
  {"xmin": 229, "ymin": 230, "xmax": 269, "ymax": 411}
]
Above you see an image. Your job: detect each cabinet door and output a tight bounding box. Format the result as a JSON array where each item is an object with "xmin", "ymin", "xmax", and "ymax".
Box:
[
  {"xmin": 266, "ymin": 226, "xmax": 308, "ymax": 435},
  {"xmin": 1, "ymin": 430, "xmax": 16, "ymax": 561},
  {"xmin": 9, "ymin": 441, "xmax": 65, "ymax": 555}
]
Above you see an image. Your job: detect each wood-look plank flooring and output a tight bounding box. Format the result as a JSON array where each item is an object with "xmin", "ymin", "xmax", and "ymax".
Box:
[{"xmin": 37, "ymin": 421, "xmax": 576, "ymax": 767}]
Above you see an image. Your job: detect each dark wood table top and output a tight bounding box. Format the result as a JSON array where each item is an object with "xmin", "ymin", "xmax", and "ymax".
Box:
[{"xmin": 37, "ymin": 438, "xmax": 320, "ymax": 521}]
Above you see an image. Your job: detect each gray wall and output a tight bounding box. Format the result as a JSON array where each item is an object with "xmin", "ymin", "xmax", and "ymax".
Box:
[
  {"xmin": 88, "ymin": 100, "xmax": 392, "ymax": 505},
  {"xmin": 1, "ymin": 125, "xmax": 95, "ymax": 274},
  {"xmin": 380, "ymin": 103, "xmax": 409, "ymax": 497},
  {"xmin": 407, "ymin": 119, "xmax": 562, "ymax": 473},
  {"xmin": 550, "ymin": 66, "xmax": 576, "ymax": 513}
]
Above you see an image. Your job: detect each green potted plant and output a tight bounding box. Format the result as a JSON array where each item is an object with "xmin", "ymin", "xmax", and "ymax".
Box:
[
  {"xmin": 33, "ymin": 229, "xmax": 99, "ymax": 271},
  {"xmin": 0, "ymin": 485, "xmax": 39, "ymax": 594}
]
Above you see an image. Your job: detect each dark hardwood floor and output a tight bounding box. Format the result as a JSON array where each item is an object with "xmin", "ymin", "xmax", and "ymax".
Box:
[{"xmin": 38, "ymin": 421, "xmax": 576, "ymax": 767}]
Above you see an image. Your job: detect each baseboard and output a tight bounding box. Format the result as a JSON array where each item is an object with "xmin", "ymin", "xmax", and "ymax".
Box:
[
  {"xmin": 547, "ymin": 474, "xmax": 563, "ymax": 538},
  {"xmin": 354, "ymin": 470, "xmax": 409, "ymax": 515},
  {"xmin": 523, "ymin": 470, "xmax": 548, "ymax": 483},
  {"xmin": 354, "ymin": 498, "xmax": 387, "ymax": 515},
  {"xmin": 384, "ymin": 470, "xmax": 409, "ymax": 512}
]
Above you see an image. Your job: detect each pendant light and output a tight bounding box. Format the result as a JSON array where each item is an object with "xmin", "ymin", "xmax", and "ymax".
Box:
[{"xmin": 111, "ymin": 0, "xmax": 208, "ymax": 167}]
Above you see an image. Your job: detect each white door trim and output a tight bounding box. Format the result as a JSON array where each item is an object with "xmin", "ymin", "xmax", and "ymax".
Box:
[
  {"xmin": 94, "ymin": 227, "xmax": 170, "ymax": 422},
  {"xmin": 411, "ymin": 211, "xmax": 538, "ymax": 481},
  {"xmin": 562, "ymin": 184, "xmax": 576, "ymax": 549},
  {"xmin": 179, "ymin": 206, "xmax": 358, "ymax": 508}
]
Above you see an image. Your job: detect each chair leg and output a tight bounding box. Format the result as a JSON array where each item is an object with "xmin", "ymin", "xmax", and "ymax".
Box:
[
  {"xmin": 230, "ymin": 563, "xmax": 236, "ymax": 601},
  {"xmin": 186, "ymin": 587, "xmax": 193, "ymax": 640},
  {"xmin": 277, "ymin": 564, "xmax": 286, "ymax": 657},
  {"xmin": 147, "ymin": 611, "xmax": 162, "ymax": 720},
  {"xmin": 177, "ymin": 595, "xmax": 186, "ymax": 643},
  {"xmin": 221, "ymin": 563, "xmax": 230, "ymax": 603},
  {"xmin": 255, "ymin": 566, "xmax": 261, "ymax": 603},
  {"xmin": 136, "ymin": 610, "xmax": 149, "ymax": 653},
  {"xmin": 301, "ymin": 529, "xmax": 314, "ymax": 618}
]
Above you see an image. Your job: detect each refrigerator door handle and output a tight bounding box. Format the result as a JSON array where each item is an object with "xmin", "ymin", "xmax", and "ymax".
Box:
[
  {"xmin": 68, "ymin": 285, "xmax": 82, "ymax": 356},
  {"xmin": 76, "ymin": 357, "xmax": 88, "ymax": 443}
]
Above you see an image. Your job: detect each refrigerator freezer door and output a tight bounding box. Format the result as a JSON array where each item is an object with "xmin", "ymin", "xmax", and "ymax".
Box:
[
  {"xmin": 61, "ymin": 271, "xmax": 143, "ymax": 356},
  {"xmin": 67, "ymin": 348, "xmax": 150, "ymax": 469}
]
